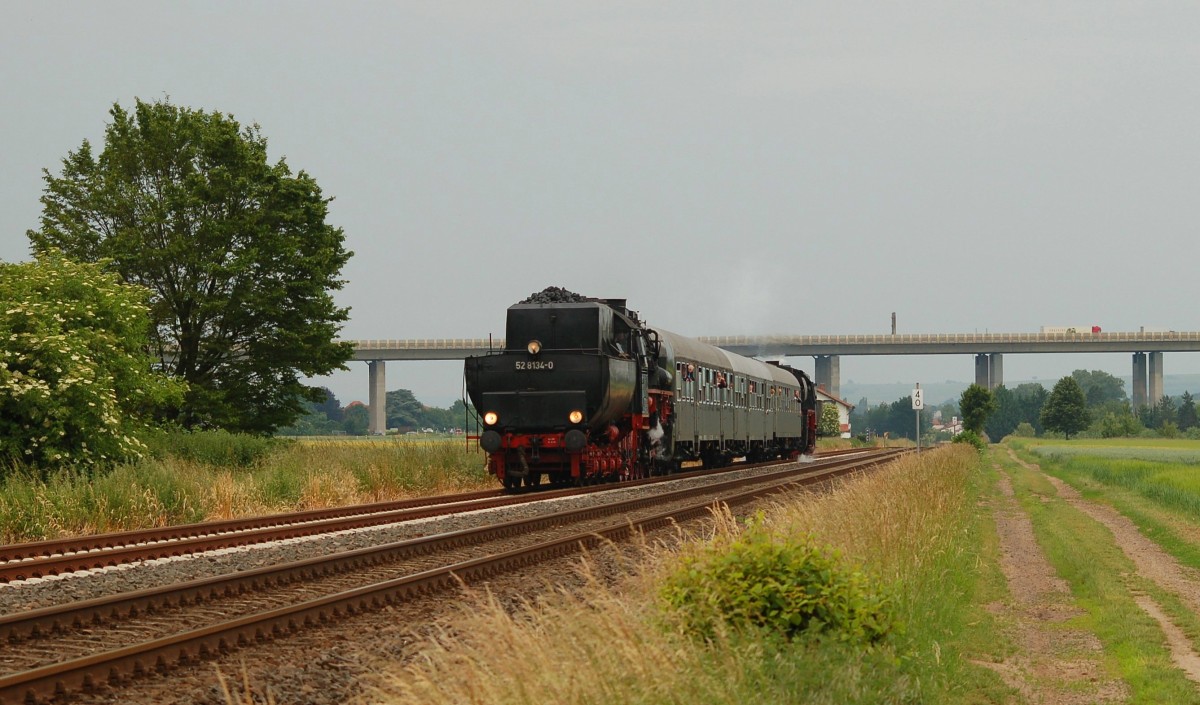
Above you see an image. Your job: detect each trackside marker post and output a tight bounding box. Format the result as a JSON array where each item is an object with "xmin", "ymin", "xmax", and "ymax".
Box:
[{"xmin": 912, "ymin": 383, "xmax": 924, "ymax": 454}]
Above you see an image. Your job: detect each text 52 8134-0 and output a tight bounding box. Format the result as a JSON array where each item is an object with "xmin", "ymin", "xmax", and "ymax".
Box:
[{"xmin": 515, "ymin": 360, "xmax": 555, "ymax": 371}]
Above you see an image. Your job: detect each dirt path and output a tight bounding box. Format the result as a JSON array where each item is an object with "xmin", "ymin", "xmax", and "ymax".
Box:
[
  {"xmin": 979, "ymin": 463, "xmax": 1126, "ymax": 703},
  {"xmin": 1008, "ymin": 449, "xmax": 1200, "ymax": 686}
]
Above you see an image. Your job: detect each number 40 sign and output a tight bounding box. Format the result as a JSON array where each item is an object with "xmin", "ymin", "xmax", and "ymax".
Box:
[{"xmin": 911, "ymin": 386, "xmax": 924, "ymax": 410}]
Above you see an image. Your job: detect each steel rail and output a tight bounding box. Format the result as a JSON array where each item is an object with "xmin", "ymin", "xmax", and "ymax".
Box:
[
  {"xmin": 0, "ymin": 449, "xmax": 905, "ymax": 704},
  {"xmin": 0, "ymin": 449, "xmax": 860, "ymax": 583}
]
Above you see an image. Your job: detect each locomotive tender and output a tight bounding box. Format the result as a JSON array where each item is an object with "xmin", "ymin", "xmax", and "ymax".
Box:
[{"xmin": 464, "ymin": 296, "xmax": 817, "ymax": 489}]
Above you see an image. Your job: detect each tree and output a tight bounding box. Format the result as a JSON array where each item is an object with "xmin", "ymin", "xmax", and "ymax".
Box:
[
  {"xmin": 984, "ymin": 386, "xmax": 1022, "ymax": 441},
  {"xmin": 0, "ymin": 251, "xmax": 184, "ymax": 470},
  {"xmin": 960, "ymin": 384, "xmax": 996, "ymax": 435},
  {"xmin": 882, "ymin": 396, "xmax": 933, "ymax": 441},
  {"xmin": 28, "ymin": 98, "xmax": 352, "ymax": 434},
  {"xmin": 1013, "ymin": 422, "xmax": 1037, "ymax": 438},
  {"xmin": 1012, "ymin": 383, "xmax": 1049, "ymax": 435},
  {"xmin": 386, "ymin": 389, "xmax": 425, "ymax": 430},
  {"xmin": 1092, "ymin": 410, "xmax": 1143, "ymax": 438},
  {"xmin": 1140, "ymin": 395, "xmax": 1178, "ymax": 431},
  {"xmin": 1178, "ymin": 391, "xmax": 1197, "ymax": 432},
  {"xmin": 1156, "ymin": 395, "xmax": 1177, "ymax": 429},
  {"xmin": 314, "ymin": 387, "xmax": 344, "ymax": 423},
  {"xmin": 276, "ymin": 387, "xmax": 343, "ymax": 436},
  {"xmin": 342, "ymin": 403, "xmax": 370, "ymax": 436},
  {"xmin": 1041, "ymin": 376, "xmax": 1090, "ymax": 440},
  {"xmin": 1070, "ymin": 369, "xmax": 1127, "ymax": 407},
  {"xmin": 276, "ymin": 408, "xmax": 338, "ymax": 436},
  {"xmin": 818, "ymin": 403, "xmax": 841, "ymax": 437}
]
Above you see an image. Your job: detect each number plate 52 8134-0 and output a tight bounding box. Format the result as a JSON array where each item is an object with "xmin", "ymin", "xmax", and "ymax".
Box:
[{"xmin": 515, "ymin": 360, "xmax": 555, "ymax": 371}]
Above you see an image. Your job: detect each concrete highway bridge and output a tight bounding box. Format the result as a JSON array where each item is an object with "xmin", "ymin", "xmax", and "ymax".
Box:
[{"xmin": 350, "ymin": 331, "xmax": 1200, "ymax": 434}]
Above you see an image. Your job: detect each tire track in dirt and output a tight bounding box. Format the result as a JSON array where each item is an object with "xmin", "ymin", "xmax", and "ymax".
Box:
[
  {"xmin": 979, "ymin": 462, "xmax": 1126, "ymax": 703},
  {"xmin": 1009, "ymin": 448, "xmax": 1200, "ymax": 686}
]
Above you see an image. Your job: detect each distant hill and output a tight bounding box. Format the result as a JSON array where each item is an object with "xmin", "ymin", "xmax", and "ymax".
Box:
[{"xmin": 840, "ymin": 374, "xmax": 1200, "ymax": 409}]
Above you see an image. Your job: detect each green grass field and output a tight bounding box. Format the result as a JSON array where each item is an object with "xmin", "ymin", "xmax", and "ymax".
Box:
[
  {"xmin": 1027, "ymin": 438, "xmax": 1200, "ymax": 465},
  {"xmin": 1016, "ymin": 439, "xmax": 1200, "ymax": 518}
]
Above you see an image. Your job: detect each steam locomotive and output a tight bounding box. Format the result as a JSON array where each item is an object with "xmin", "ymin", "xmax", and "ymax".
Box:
[{"xmin": 464, "ymin": 295, "xmax": 817, "ymax": 489}]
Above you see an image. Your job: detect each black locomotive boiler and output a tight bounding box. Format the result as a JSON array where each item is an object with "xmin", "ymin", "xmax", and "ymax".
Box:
[{"xmin": 464, "ymin": 296, "xmax": 817, "ymax": 488}]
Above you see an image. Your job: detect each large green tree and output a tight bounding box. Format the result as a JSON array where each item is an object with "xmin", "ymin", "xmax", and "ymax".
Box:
[
  {"xmin": 386, "ymin": 389, "xmax": 425, "ymax": 430},
  {"xmin": 0, "ymin": 251, "xmax": 184, "ymax": 470},
  {"xmin": 959, "ymin": 384, "xmax": 997, "ymax": 435},
  {"xmin": 1041, "ymin": 376, "xmax": 1090, "ymax": 440},
  {"xmin": 1070, "ymin": 369, "xmax": 1127, "ymax": 407},
  {"xmin": 28, "ymin": 99, "xmax": 352, "ymax": 434}
]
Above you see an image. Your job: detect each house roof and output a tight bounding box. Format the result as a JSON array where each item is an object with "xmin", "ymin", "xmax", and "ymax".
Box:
[{"xmin": 815, "ymin": 387, "xmax": 855, "ymax": 409}]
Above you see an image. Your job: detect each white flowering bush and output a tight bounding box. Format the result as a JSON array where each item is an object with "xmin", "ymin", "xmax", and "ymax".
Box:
[{"xmin": 0, "ymin": 251, "xmax": 185, "ymax": 472}]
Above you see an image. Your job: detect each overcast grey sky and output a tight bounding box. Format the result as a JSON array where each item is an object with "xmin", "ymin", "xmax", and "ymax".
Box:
[{"xmin": 3, "ymin": 2, "xmax": 1197, "ymax": 406}]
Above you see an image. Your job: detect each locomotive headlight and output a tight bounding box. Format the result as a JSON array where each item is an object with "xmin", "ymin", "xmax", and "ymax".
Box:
[
  {"xmin": 483, "ymin": 411, "xmax": 499, "ymax": 426},
  {"xmin": 568, "ymin": 409, "xmax": 584, "ymax": 424},
  {"xmin": 526, "ymin": 339, "xmax": 542, "ymax": 355}
]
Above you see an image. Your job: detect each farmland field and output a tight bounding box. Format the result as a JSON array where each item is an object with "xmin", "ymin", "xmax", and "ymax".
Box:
[{"xmin": 993, "ymin": 438, "xmax": 1200, "ymax": 701}]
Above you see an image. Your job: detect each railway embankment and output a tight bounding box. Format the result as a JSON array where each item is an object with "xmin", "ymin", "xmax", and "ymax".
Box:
[
  {"xmin": 359, "ymin": 444, "xmax": 1005, "ymax": 705},
  {"xmin": 0, "ymin": 449, "xmax": 896, "ymax": 704}
]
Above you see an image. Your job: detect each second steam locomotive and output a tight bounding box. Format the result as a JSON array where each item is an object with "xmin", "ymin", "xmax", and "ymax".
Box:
[{"xmin": 464, "ymin": 292, "xmax": 817, "ymax": 488}]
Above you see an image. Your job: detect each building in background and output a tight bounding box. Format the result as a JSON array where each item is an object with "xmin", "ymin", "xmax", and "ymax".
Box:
[{"xmin": 816, "ymin": 387, "xmax": 855, "ymax": 439}]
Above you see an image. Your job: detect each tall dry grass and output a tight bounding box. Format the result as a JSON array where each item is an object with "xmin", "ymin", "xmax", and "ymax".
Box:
[
  {"xmin": 0, "ymin": 436, "xmax": 492, "ymax": 543},
  {"xmin": 364, "ymin": 444, "xmax": 989, "ymax": 705}
]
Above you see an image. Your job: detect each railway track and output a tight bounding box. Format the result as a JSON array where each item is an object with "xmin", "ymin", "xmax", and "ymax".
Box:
[
  {"xmin": 0, "ymin": 448, "xmax": 905, "ymax": 704},
  {"xmin": 0, "ymin": 448, "xmax": 866, "ymax": 584}
]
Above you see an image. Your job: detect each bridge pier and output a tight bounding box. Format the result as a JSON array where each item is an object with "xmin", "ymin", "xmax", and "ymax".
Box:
[
  {"xmin": 974, "ymin": 354, "xmax": 1004, "ymax": 390},
  {"xmin": 814, "ymin": 355, "xmax": 840, "ymax": 398},
  {"xmin": 1149, "ymin": 352, "xmax": 1164, "ymax": 406},
  {"xmin": 1131, "ymin": 352, "xmax": 1164, "ymax": 408},
  {"xmin": 1132, "ymin": 353, "xmax": 1147, "ymax": 409},
  {"xmin": 368, "ymin": 360, "xmax": 387, "ymax": 434}
]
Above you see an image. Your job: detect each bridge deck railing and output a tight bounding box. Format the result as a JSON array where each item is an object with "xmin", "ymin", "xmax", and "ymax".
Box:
[{"xmin": 347, "ymin": 331, "xmax": 1200, "ymax": 353}]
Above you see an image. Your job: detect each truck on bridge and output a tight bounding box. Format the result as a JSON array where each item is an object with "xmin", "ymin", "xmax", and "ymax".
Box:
[{"xmin": 1040, "ymin": 325, "xmax": 1101, "ymax": 334}]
